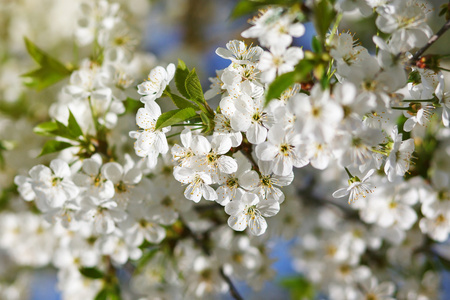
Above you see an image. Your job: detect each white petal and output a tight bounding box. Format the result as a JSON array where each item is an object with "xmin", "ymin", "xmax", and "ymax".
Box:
[
  {"xmin": 332, "ymin": 188, "xmax": 349, "ymax": 198},
  {"xmin": 248, "ymin": 215, "xmax": 267, "ymax": 236},
  {"xmin": 218, "ymin": 156, "xmax": 238, "ymax": 174},
  {"xmin": 50, "ymin": 159, "xmax": 71, "ymax": 178},
  {"xmin": 255, "ymin": 142, "xmax": 278, "ymax": 161},
  {"xmin": 101, "ymin": 162, "xmax": 123, "ymax": 184},
  {"xmin": 228, "ymin": 214, "xmax": 247, "ymax": 231},
  {"xmin": 258, "ymin": 200, "xmax": 280, "ymax": 217},
  {"xmin": 225, "ymin": 200, "xmax": 243, "ymax": 216},
  {"xmin": 247, "ymin": 123, "xmax": 267, "ymax": 144},
  {"xmin": 239, "ymin": 171, "xmax": 260, "ymax": 190},
  {"xmin": 184, "ymin": 183, "xmax": 202, "ymax": 203},
  {"xmin": 202, "ymin": 185, "xmax": 218, "ymax": 201}
]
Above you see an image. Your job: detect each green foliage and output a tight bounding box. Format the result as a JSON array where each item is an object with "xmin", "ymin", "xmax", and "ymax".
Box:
[
  {"xmin": 38, "ymin": 140, "xmax": 74, "ymax": 157},
  {"xmin": 408, "ymin": 70, "xmax": 421, "ymax": 84},
  {"xmin": 68, "ymin": 110, "xmax": 83, "ymax": 138},
  {"xmin": 265, "ymin": 59, "xmax": 315, "ymax": 105},
  {"xmin": 136, "ymin": 248, "xmax": 159, "ymax": 272},
  {"xmin": 173, "ymin": 60, "xmax": 212, "ymax": 117},
  {"xmin": 155, "ymin": 108, "xmax": 198, "ymax": 130},
  {"xmin": 439, "ymin": 3, "xmax": 450, "ymax": 21},
  {"xmin": 311, "ymin": 36, "xmax": 323, "ymax": 53},
  {"xmin": 185, "ymin": 68, "xmax": 206, "ymax": 106},
  {"xmin": 79, "ymin": 267, "xmax": 105, "ymax": 279},
  {"xmin": 164, "ymin": 88, "xmax": 199, "ymax": 110},
  {"xmin": 123, "ymin": 97, "xmax": 142, "ymax": 114},
  {"xmin": 33, "ymin": 121, "xmax": 59, "ymax": 136},
  {"xmin": 231, "ymin": 0, "xmax": 301, "ymax": 18},
  {"xmin": 312, "ymin": 0, "xmax": 337, "ymax": 45},
  {"xmin": 280, "ymin": 276, "xmax": 315, "ymax": 300},
  {"xmin": 22, "ymin": 37, "xmax": 72, "ymax": 90},
  {"xmin": 200, "ymin": 112, "xmax": 214, "ymax": 134},
  {"xmin": 94, "ymin": 285, "xmax": 121, "ymax": 300},
  {"xmin": 0, "ymin": 140, "xmax": 15, "ymax": 168},
  {"xmin": 266, "ymin": 72, "xmax": 297, "ymax": 105},
  {"xmin": 175, "ymin": 59, "xmax": 191, "ymax": 99},
  {"xmin": 34, "ymin": 111, "xmax": 84, "ymax": 157},
  {"xmin": 34, "ymin": 110, "xmax": 84, "ymax": 141}
]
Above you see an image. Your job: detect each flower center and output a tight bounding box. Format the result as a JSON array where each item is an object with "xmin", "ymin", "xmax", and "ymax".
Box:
[
  {"xmin": 280, "ymin": 143, "xmax": 292, "ymax": 156},
  {"xmin": 226, "ymin": 177, "xmax": 239, "ymax": 188},
  {"xmin": 261, "ymin": 175, "xmax": 272, "ymax": 188},
  {"xmin": 115, "ymin": 181, "xmax": 128, "ymax": 193}
]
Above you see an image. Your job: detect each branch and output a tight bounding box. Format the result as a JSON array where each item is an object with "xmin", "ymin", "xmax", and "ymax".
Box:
[
  {"xmin": 219, "ymin": 267, "xmax": 244, "ymax": 300},
  {"xmin": 411, "ymin": 19, "xmax": 450, "ymax": 62},
  {"xmin": 180, "ymin": 218, "xmax": 244, "ymax": 300}
]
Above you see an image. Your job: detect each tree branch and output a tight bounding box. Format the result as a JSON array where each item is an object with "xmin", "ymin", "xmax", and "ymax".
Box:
[
  {"xmin": 219, "ymin": 267, "xmax": 244, "ymax": 300},
  {"xmin": 411, "ymin": 19, "xmax": 450, "ymax": 62},
  {"xmin": 180, "ymin": 218, "xmax": 244, "ymax": 300}
]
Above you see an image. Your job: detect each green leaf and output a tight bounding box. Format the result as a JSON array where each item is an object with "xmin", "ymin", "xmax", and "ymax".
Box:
[
  {"xmin": 55, "ymin": 120, "xmax": 79, "ymax": 140},
  {"xmin": 175, "ymin": 59, "xmax": 190, "ymax": 99},
  {"xmin": 33, "ymin": 118, "xmax": 82, "ymax": 141},
  {"xmin": 265, "ymin": 72, "xmax": 296, "ymax": 105},
  {"xmin": 33, "ymin": 121, "xmax": 59, "ymax": 136},
  {"xmin": 136, "ymin": 248, "xmax": 159, "ymax": 272},
  {"xmin": 313, "ymin": 0, "xmax": 337, "ymax": 45},
  {"xmin": 231, "ymin": 0, "xmax": 261, "ymax": 18},
  {"xmin": 280, "ymin": 276, "xmax": 315, "ymax": 300},
  {"xmin": 94, "ymin": 288, "xmax": 108, "ymax": 300},
  {"xmin": 320, "ymin": 72, "xmax": 330, "ymax": 89},
  {"xmin": 38, "ymin": 140, "xmax": 74, "ymax": 157},
  {"xmin": 439, "ymin": 4, "xmax": 448, "ymax": 17},
  {"xmin": 265, "ymin": 59, "xmax": 314, "ymax": 106},
  {"xmin": 408, "ymin": 70, "xmax": 421, "ymax": 84},
  {"xmin": 155, "ymin": 108, "xmax": 198, "ymax": 130},
  {"xmin": 164, "ymin": 90, "xmax": 199, "ymax": 110},
  {"xmin": 22, "ymin": 37, "xmax": 72, "ymax": 90},
  {"xmin": 68, "ymin": 110, "xmax": 83, "ymax": 138},
  {"xmin": 200, "ymin": 112, "xmax": 214, "ymax": 134},
  {"xmin": 79, "ymin": 267, "xmax": 105, "ymax": 279},
  {"xmin": 185, "ymin": 68, "xmax": 206, "ymax": 105},
  {"xmin": 123, "ymin": 97, "xmax": 142, "ymax": 114},
  {"xmin": 0, "ymin": 140, "xmax": 14, "ymax": 169},
  {"xmin": 230, "ymin": 0, "xmax": 298, "ymax": 19},
  {"xmin": 311, "ymin": 36, "xmax": 322, "ymax": 53}
]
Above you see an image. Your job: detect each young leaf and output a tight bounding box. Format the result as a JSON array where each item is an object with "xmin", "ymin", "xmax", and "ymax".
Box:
[
  {"xmin": 265, "ymin": 71, "xmax": 296, "ymax": 105},
  {"xmin": 231, "ymin": 0, "xmax": 298, "ymax": 19},
  {"xmin": 94, "ymin": 289, "xmax": 108, "ymax": 300},
  {"xmin": 175, "ymin": 59, "xmax": 190, "ymax": 99},
  {"xmin": 200, "ymin": 112, "xmax": 214, "ymax": 134},
  {"xmin": 165, "ymin": 90, "xmax": 199, "ymax": 110},
  {"xmin": 136, "ymin": 248, "xmax": 159, "ymax": 272},
  {"xmin": 185, "ymin": 69, "xmax": 206, "ymax": 105},
  {"xmin": 231, "ymin": 0, "xmax": 261, "ymax": 18},
  {"xmin": 155, "ymin": 108, "xmax": 198, "ymax": 130},
  {"xmin": 79, "ymin": 267, "xmax": 105, "ymax": 279},
  {"xmin": 55, "ymin": 120, "xmax": 79, "ymax": 140},
  {"xmin": 280, "ymin": 276, "xmax": 315, "ymax": 300},
  {"xmin": 265, "ymin": 59, "xmax": 314, "ymax": 106},
  {"xmin": 33, "ymin": 121, "xmax": 59, "ymax": 136},
  {"xmin": 22, "ymin": 37, "xmax": 71, "ymax": 90},
  {"xmin": 0, "ymin": 140, "xmax": 15, "ymax": 169},
  {"xmin": 123, "ymin": 97, "xmax": 142, "ymax": 114},
  {"xmin": 313, "ymin": 0, "xmax": 337, "ymax": 44},
  {"xmin": 311, "ymin": 36, "xmax": 323, "ymax": 53},
  {"xmin": 38, "ymin": 140, "xmax": 74, "ymax": 157},
  {"xmin": 68, "ymin": 110, "xmax": 83, "ymax": 138}
]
